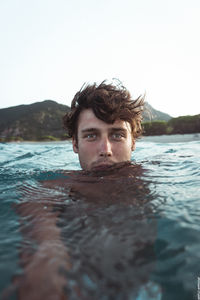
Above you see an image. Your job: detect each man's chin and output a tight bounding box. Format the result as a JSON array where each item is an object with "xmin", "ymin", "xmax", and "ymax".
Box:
[
  {"xmin": 91, "ymin": 164, "xmax": 113, "ymax": 171},
  {"xmin": 89, "ymin": 161, "xmax": 131, "ymax": 172}
]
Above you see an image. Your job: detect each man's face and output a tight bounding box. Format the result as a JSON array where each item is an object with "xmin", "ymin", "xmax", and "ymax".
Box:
[{"xmin": 72, "ymin": 109, "xmax": 135, "ymax": 171}]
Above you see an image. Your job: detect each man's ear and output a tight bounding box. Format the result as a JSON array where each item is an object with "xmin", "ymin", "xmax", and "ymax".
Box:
[
  {"xmin": 72, "ymin": 136, "xmax": 78, "ymax": 153},
  {"xmin": 131, "ymin": 139, "xmax": 136, "ymax": 151}
]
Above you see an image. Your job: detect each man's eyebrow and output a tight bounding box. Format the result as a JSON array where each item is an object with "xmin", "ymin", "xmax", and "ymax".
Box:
[
  {"xmin": 81, "ymin": 128, "xmax": 99, "ymax": 133},
  {"xmin": 81, "ymin": 127, "xmax": 128, "ymax": 133},
  {"xmin": 109, "ymin": 127, "xmax": 127, "ymax": 132}
]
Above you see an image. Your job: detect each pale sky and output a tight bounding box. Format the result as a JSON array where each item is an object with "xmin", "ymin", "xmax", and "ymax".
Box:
[{"xmin": 0, "ymin": 0, "xmax": 199, "ymax": 117}]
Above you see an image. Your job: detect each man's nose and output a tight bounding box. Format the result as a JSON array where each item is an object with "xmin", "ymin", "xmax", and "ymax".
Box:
[{"xmin": 99, "ymin": 137, "xmax": 112, "ymax": 157}]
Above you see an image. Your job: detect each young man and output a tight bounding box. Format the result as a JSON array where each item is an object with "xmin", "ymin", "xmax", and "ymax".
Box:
[
  {"xmin": 63, "ymin": 80, "xmax": 144, "ymax": 171},
  {"xmin": 8, "ymin": 81, "xmax": 148, "ymax": 300}
]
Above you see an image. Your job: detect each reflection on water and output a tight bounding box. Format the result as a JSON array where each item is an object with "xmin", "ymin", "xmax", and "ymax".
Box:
[
  {"xmin": 3, "ymin": 162, "xmax": 161, "ymax": 300},
  {"xmin": 1, "ymin": 139, "xmax": 200, "ymax": 300}
]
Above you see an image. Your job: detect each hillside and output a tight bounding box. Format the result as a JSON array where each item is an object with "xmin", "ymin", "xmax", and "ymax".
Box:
[
  {"xmin": 143, "ymin": 102, "xmax": 171, "ymax": 121},
  {"xmin": 0, "ymin": 100, "xmax": 171, "ymax": 141},
  {"xmin": 0, "ymin": 100, "xmax": 70, "ymax": 141},
  {"xmin": 143, "ymin": 114, "xmax": 200, "ymax": 136}
]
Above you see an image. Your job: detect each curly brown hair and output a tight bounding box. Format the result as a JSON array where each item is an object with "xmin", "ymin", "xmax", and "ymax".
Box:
[{"xmin": 63, "ymin": 80, "xmax": 145, "ymax": 139}]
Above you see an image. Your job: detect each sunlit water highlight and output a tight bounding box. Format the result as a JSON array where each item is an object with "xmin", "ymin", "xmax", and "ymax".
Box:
[{"xmin": 0, "ymin": 134, "xmax": 200, "ymax": 300}]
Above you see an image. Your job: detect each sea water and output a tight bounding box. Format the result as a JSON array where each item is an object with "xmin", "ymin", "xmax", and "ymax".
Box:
[{"xmin": 0, "ymin": 134, "xmax": 200, "ymax": 300}]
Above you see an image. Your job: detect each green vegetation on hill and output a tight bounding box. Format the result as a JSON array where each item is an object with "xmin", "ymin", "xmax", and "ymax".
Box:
[
  {"xmin": 143, "ymin": 114, "xmax": 200, "ymax": 136},
  {"xmin": 0, "ymin": 100, "xmax": 70, "ymax": 142},
  {"xmin": 142, "ymin": 121, "xmax": 168, "ymax": 136},
  {"xmin": 168, "ymin": 115, "xmax": 200, "ymax": 134}
]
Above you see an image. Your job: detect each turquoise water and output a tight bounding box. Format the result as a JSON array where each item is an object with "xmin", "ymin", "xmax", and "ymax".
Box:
[{"xmin": 0, "ymin": 135, "xmax": 200, "ymax": 299}]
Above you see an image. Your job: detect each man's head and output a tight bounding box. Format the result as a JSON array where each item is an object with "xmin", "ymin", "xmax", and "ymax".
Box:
[{"xmin": 63, "ymin": 80, "xmax": 144, "ymax": 171}]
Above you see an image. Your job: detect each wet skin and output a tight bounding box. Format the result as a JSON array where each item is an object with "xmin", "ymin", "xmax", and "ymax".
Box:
[
  {"xmin": 72, "ymin": 109, "xmax": 135, "ymax": 171},
  {"xmin": 8, "ymin": 164, "xmax": 155, "ymax": 300}
]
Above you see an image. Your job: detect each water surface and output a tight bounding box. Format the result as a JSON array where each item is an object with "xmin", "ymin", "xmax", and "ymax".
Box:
[{"xmin": 0, "ymin": 134, "xmax": 200, "ymax": 300}]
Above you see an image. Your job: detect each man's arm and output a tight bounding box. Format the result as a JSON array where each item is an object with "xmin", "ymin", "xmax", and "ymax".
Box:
[{"xmin": 12, "ymin": 192, "xmax": 71, "ymax": 300}]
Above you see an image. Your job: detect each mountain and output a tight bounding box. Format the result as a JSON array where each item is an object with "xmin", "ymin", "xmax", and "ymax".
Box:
[
  {"xmin": 143, "ymin": 102, "xmax": 171, "ymax": 121},
  {"xmin": 0, "ymin": 100, "xmax": 70, "ymax": 141},
  {"xmin": 0, "ymin": 100, "xmax": 171, "ymax": 141}
]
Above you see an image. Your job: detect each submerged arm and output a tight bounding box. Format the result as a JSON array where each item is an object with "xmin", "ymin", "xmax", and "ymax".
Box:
[{"xmin": 12, "ymin": 186, "xmax": 71, "ymax": 300}]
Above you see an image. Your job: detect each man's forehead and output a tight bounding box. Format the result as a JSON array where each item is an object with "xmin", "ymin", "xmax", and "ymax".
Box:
[
  {"xmin": 77, "ymin": 109, "xmax": 131, "ymax": 132},
  {"xmin": 80, "ymin": 123, "xmax": 131, "ymax": 132}
]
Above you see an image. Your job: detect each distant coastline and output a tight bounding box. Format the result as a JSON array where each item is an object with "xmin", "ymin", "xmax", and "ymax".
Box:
[
  {"xmin": 1, "ymin": 133, "xmax": 200, "ymax": 144},
  {"xmin": 140, "ymin": 133, "xmax": 200, "ymax": 143}
]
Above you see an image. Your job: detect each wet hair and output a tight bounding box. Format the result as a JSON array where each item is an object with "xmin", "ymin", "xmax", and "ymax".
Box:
[{"xmin": 63, "ymin": 80, "xmax": 145, "ymax": 140}]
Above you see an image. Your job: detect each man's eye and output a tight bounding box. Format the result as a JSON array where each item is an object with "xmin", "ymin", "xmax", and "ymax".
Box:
[
  {"xmin": 85, "ymin": 134, "xmax": 97, "ymax": 140},
  {"xmin": 112, "ymin": 133, "xmax": 123, "ymax": 140}
]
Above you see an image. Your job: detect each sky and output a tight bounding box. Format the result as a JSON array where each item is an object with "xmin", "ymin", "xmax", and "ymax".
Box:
[{"xmin": 0, "ymin": 0, "xmax": 199, "ymax": 117}]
